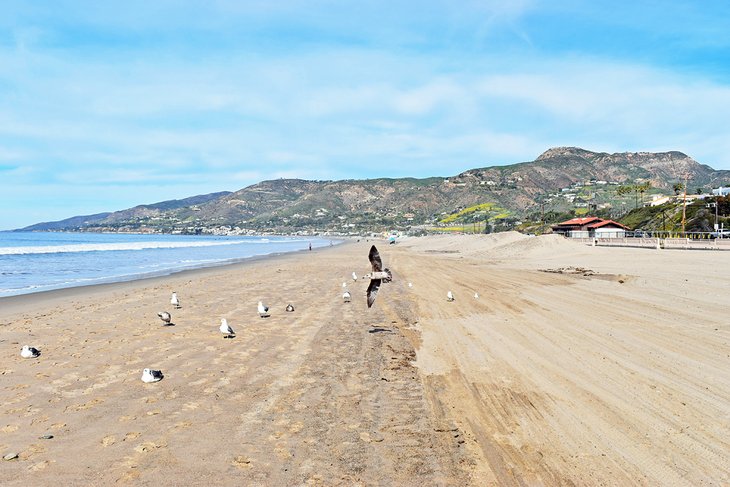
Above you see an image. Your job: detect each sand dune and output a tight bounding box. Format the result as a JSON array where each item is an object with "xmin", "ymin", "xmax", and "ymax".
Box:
[{"xmin": 1, "ymin": 235, "xmax": 728, "ymax": 485}]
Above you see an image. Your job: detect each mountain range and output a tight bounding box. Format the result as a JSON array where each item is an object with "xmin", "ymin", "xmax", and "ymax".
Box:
[{"xmin": 20, "ymin": 147, "xmax": 730, "ymax": 234}]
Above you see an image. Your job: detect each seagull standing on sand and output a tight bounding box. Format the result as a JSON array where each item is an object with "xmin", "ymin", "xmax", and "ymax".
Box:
[
  {"xmin": 343, "ymin": 290, "xmax": 351, "ymax": 303},
  {"xmin": 408, "ymin": 282, "xmax": 413, "ymax": 288},
  {"xmin": 447, "ymin": 291, "xmax": 455, "ymax": 302},
  {"xmin": 474, "ymin": 292, "xmax": 479, "ymax": 299},
  {"xmin": 141, "ymin": 368, "xmax": 164, "ymax": 383},
  {"xmin": 258, "ymin": 301, "xmax": 270, "ymax": 318},
  {"xmin": 366, "ymin": 245, "xmax": 392, "ymax": 308},
  {"xmin": 158, "ymin": 311, "xmax": 172, "ymax": 325},
  {"xmin": 352, "ymin": 272, "xmax": 358, "ymax": 281},
  {"xmin": 170, "ymin": 292, "xmax": 181, "ymax": 309},
  {"xmin": 342, "ymin": 282, "xmax": 348, "ymax": 288},
  {"xmin": 20, "ymin": 345, "xmax": 40, "ymax": 358},
  {"xmin": 220, "ymin": 318, "xmax": 235, "ymax": 338},
  {"xmin": 285, "ymin": 304, "xmax": 295, "ymax": 312}
]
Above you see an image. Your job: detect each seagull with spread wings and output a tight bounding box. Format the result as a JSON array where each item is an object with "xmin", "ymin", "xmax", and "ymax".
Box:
[{"xmin": 366, "ymin": 245, "xmax": 392, "ymax": 308}]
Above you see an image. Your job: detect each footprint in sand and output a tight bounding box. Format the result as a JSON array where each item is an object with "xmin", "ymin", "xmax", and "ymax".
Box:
[
  {"xmin": 232, "ymin": 456, "xmax": 252, "ymax": 469},
  {"xmin": 173, "ymin": 421, "xmax": 192, "ymax": 430},
  {"xmin": 123, "ymin": 432, "xmax": 141, "ymax": 442},
  {"xmin": 203, "ymin": 377, "xmax": 230, "ymax": 394},
  {"xmin": 30, "ymin": 416, "xmax": 49, "ymax": 426},
  {"xmin": 23, "ymin": 443, "xmax": 47, "ymax": 458},
  {"xmin": 274, "ymin": 444, "xmax": 292, "ymax": 460},
  {"xmin": 68, "ymin": 398, "xmax": 104, "ymax": 411},
  {"xmin": 133, "ymin": 440, "xmax": 167, "ymax": 453},
  {"xmin": 102, "ymin": 435, "xmax": 116, "ymax": 447},
  {"xmin": 29, "ymin": 460, "xmax": 54, "ymax": 471},
  {"xmin": 116, "ymin": 469, "xmax": 141, "ymax": 483},
  {"xmin": 2, "ymin": 424, "xmax": 19, "ymax": 433}
]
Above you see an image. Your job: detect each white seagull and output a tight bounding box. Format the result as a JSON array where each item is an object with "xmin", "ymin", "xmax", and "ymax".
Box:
[
  {"xmin": 352, "ymin": 272, "xmax": 358, "ymax": 281},
  {"xmin": 285, "ymin": 304, "xmax": 295, "ymax": 312},
  {"xmin": 158, "ymin": 311, "xmax": 172, "ymax": 325},
  {"xmin": 220, "ymin": 318, "xmax": 235, "ymax": 338},
  {"xmin": 474, "ymin": 292, "xmax": 479, "ymax": 299},
  {"xmin": 258, "ymin": 301, "xmax": 270, "ymax": 318},
  {"xmin": 366, "ymin": 245, "xmax": 392, "ymax": 308},
  {"xmin": 342, "ymin": 282, "xmax": 348, "ymax": 288},
  {"xmin": 343, "ymin": 290, "xmax": 352, "ymax": 303},
  {"xmin": 170, "ymin": 292, "xmax": 181, "ymax": 309},
  {"xmin": 20, "ymin": 345, "xmax": 40, "ymax": 358},
  {"xmin": 141, "ymin": 368, "xmax": 164, "ymax": 383},
  {"xmin": 447, "ymin": 291, "xmax": 455, "ymax": 302},
  {"xmin": 408, "ymin": 282, "xmax": 413, "ymax": 288}
]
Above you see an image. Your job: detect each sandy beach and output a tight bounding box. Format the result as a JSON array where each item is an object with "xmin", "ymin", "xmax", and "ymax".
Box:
[{"xmin": 1, "ymin": 233, "xmax": 728, "ymax": 485}]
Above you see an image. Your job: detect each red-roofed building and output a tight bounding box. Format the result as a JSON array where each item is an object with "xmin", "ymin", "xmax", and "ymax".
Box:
[{"xmin": 552, "ymin": 217, "xmax": 630, "ymax": 238}]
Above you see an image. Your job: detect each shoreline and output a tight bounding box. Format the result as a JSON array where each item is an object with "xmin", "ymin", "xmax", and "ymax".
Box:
[{"xmin": 0, "ymin": 239, "xmax": 351, "ymax": 316}]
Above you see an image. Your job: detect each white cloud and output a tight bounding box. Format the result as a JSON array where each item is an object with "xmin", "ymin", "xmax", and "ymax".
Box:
[{"xmin": 1, "ymin": 0, "xmax": 729, "ymax": 229}]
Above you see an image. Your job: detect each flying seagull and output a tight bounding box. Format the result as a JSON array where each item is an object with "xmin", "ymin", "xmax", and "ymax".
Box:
[
  {"xmin": 170, "ymin": 292, "xmax": 181, "ymax": 309},
  {"xmin": 285, "ymin": 304, "xmax": 295, "ymax": 312},
  {"xmin": 258, "ymin": 301, "xmax": 270, "ymax": 318},
  {"xmin": 158, "ymin": 311, "xmax": 172, "ymax": 325},
  {"xmin": 141, "ymin": 368, "xmax": 164, "ymax": 383},
  {"xmin": 366, "ymin": 245, "xmax": 392, "ymax": 308},
  {"xmin": 343, "ymin": 290, "xmax": 351, "ymax": 303},
  {"xmin": 20, "ymin": 345, "xmax": 40, "ymax": 358},
  {"xmin": 447, "ymin": 291, "xmax": 455, "ymax": 302},
  {"xmin": 220, "ymin": 318, "xmax": 235, "ymax": 338}
]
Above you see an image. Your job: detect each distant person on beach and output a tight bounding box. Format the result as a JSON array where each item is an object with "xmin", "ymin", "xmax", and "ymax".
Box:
[{"xmin": 309, "ymin": 243, "xmax": 312, "ymax": 251}]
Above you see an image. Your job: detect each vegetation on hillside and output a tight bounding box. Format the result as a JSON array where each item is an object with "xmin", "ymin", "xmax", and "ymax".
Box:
[{"xmin": 619, "ymin": 195, "xmax": 730, "ymax": 233}]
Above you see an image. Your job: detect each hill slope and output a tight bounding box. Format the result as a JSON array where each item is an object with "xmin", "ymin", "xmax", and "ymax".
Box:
[{"xmin": 19, "ymin": 148, "xmax": 730, "ymax": 234}]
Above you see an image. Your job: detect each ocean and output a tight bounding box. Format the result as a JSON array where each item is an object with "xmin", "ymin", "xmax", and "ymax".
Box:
[{"xmin": 0, "ymin": 232, "xmax": 334, "ymax": 297}]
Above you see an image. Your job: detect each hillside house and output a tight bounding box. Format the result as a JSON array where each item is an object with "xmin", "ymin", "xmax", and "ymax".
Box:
[{"xmin": 552, "ymin": 217, "xmax": 630, "ymax": 238}]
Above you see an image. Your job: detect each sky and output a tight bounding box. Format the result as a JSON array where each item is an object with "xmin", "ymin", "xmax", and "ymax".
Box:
[{"xmin": 1, "ymin": 0, "xmax": 729, "ymax": 229}]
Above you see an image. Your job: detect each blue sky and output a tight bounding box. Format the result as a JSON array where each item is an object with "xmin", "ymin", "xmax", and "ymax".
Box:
[{"xmin": 1, "ymin": 1, "xmax": 729, "ymax": 229}]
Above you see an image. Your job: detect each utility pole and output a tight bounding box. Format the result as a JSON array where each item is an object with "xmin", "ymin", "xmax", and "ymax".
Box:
[{"xmin": 681, "ymin": 173, "xmax": 692, "ymax": 235}]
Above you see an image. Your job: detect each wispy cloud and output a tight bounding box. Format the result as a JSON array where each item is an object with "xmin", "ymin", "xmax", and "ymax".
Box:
[{"xmin": 0, "ymin": 1, "xmax": 728, "ymax": 228}]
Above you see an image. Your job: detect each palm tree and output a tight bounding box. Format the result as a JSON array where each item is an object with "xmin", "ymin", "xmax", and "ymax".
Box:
[{"xmin": 637, "ymin": 182, "xmax": 651, "ymax": 206}]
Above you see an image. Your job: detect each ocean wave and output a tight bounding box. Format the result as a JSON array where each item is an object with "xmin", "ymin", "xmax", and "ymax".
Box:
[{"xmin": 0, "ymin": 239, "xmax": 262, "ymax": 256}]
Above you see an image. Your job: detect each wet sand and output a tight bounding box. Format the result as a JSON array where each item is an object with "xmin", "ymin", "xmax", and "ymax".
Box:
[{"xmin": 1, "ymin": 234, "xmax": 728, "ymax": 485}]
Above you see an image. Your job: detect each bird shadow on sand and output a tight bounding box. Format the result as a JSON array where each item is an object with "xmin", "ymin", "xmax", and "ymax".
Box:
[{"xmin": 368, "ymin": 327, "xmax": 393, "ymax": 334}]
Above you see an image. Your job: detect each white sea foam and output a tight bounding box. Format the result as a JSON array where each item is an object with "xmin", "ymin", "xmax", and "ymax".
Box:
[{"xmin": 0, "ymin": 239, "xmax": 259, "ymax": 255}]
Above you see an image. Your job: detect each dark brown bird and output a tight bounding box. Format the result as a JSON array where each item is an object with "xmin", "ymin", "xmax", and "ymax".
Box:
[{"xmin": 366, "ymin": 245, "xmax": 392, "ymax": 308}]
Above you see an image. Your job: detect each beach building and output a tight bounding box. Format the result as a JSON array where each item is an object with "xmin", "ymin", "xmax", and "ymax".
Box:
[
  {"xmin": 552, "ymin": 217, "xmax": 630, "ymax": 238},
  {"xmin": 712, "ymin": 187, "xmax": 730, "ymax": 197}
]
